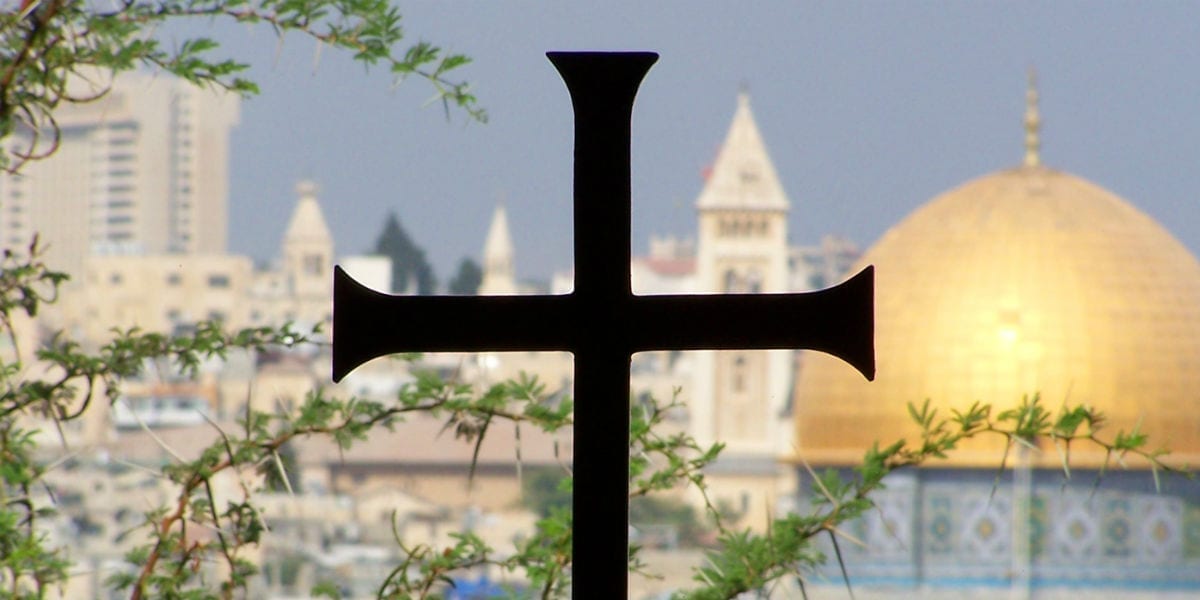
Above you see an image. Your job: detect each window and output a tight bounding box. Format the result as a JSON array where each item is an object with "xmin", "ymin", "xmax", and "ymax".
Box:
[
  {"xmin": 109, "ymin": 273, "xmax": 122, "ymax": 285},
  {"xmin": 745, "ymin": 269, "xmax": 762, "ymax": 293},
  {"xmin": 303, "ymin": 254, "xmax": 323, "ymax": 276},
  {"xmin": 207, "ymin": 274, "xmax": 230, "ymax": 288},
  {"xmin": 722, "ymin": 269, "xmax": 739, "ymax": 292},
  {"xmin": 166, "ymin": 273, "xmax": 182, "ymax": 286},
  {"xmin": 732, "ymin": 355, "xmax": 746, "ymax": 392}
]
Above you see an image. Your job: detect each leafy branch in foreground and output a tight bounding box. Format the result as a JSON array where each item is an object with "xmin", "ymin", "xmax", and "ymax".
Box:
[
  {"xmin": 0, "ymin": 241, "xmax": 323, "ymax": 598},
  {"xmin": 0, "ymin": 0, "xmax": 485, "ymax": 172}
]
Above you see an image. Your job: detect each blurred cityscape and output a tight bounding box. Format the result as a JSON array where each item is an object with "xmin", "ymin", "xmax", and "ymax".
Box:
[{"xmin": 2, "ymin": 71, "xmax": 1199, "ymax": 598}]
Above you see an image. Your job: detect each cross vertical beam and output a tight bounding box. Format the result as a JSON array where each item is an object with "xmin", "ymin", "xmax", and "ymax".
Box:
[{"xmin": 549, "ymin": 52, "xmax": 657, "ymax": 598}]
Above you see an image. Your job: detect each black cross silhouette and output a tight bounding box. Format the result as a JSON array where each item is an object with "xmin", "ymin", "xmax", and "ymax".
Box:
[{"xmin": 332, "ymin": 52, "xmax": 875, "ymax": 599}]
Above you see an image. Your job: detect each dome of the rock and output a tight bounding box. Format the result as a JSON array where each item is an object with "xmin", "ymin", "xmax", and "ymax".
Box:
[{"xmin": 793, "ymin": 164, "xmax": 1200, "ymax": 467}]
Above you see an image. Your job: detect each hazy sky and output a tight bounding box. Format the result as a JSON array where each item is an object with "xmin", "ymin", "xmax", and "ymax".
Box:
[{"xmin": 207, "ymin": 3, "xmax": 1200, "ymax": 283}]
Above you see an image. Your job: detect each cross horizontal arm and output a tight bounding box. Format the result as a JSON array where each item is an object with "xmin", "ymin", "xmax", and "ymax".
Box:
[
  {"xmin": 332, "ymin": 266, "xmax": 576, "ymax": 381},
  {"xmin": 627, "ymin": 266, "xmax": 875, "ymax": 380}
]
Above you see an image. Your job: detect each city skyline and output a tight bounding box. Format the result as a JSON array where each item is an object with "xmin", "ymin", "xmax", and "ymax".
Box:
[
  {"xmin": 184, "ymin": 3, "xmax": 1200, "ymax": 281},
  {"xmin": 1, "ymin": 73, "xmax": 238, "ymax": 276}
]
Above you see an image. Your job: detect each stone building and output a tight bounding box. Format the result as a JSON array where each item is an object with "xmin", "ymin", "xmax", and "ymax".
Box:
[
  {"xmin": 54, "ymin": 180, "xmax": 335, "ymax": 345},
  {"xmin": 247, "ymin": 180, "xmax": 336, "ymax": 332}
]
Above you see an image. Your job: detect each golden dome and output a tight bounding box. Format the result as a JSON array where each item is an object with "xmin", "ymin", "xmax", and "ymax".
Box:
[{"xmin": 793, "ymin": 165, "xmax": 1200, "ymax": 468}]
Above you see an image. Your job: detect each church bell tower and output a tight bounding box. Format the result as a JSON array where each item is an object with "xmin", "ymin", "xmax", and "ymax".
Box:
[
  {"xmin": 282, "ymin": 180, "xmax": 334, "ymax": 328},
  {"xmin": 693, "ymin": 91, "xmax": 793, "ymax": 462}
]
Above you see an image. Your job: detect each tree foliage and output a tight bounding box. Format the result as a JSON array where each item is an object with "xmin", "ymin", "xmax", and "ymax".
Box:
[
  {"xmin": 522, "ymin": 466, "xmax": 572, "ymax": 518},
  {"xmin": 0, "ymin": 0, "xmax": 485, "ymax": 172},
  {"xmin": 447, "ymin": 257, "xmax": 482, "ymax": 296},
  {"xmin": 372, "ymin": 211, "xmax": 437, "ymax": 295}
]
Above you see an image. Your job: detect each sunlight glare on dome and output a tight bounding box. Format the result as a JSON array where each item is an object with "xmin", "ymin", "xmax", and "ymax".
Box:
[{"xmin": 793, "ymin": 165, "xmax": 1200, "ymax": 467}]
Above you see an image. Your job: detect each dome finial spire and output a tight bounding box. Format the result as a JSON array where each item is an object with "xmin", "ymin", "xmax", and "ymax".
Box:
[{"xmin": 1024, "ymin": 67, "xmax": 1041, "ymax": 167}]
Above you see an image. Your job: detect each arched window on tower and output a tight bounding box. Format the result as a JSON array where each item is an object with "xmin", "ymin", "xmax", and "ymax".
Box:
[
  {"xmin": 732, "ymin": 354, "xmax": 746, "ymax": 392},
  {"xmin": 745, "ymin": 269, "xmax": 762, "ymax": 293},
  {"xmin": 723, "ymin": 269, "xmax": 740, "ymax": 293},
  {"xmin": 303, "ymin": 254, "xmax": 324, "ymax": 276}
]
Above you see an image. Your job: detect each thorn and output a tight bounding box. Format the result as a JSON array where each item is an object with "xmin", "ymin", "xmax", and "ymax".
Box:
[{"xmin": 124, "ymin": 399, "xmax": 187, "ymax": 464}]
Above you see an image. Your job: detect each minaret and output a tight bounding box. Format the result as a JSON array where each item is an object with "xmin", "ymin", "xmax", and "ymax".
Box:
[
  {"xmin": 693, "ymin": 90, "xmax": 792, "ymax": 457},
  {"xmin": 1024, "ymin": 68, "xmax": 1041, "ymax": 168},
  {"xmin": 479, "ymin": 204, "xmax": 518, "ymax": 295},
  {"xmin": 282, "ymin": 181, "xmax": 334, "ymax": 324}
]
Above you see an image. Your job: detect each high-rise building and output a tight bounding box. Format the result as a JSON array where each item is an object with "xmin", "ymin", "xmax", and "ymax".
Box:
[{"xmin": 0, "ymin": 73, "xmax": 240, "ymax": 275}]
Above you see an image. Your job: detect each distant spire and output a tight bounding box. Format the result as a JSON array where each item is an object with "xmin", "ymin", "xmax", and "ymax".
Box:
[
  {"xmin": 479, "ymin": 204, "xmax": 517, "ymax": 295},
  {"xmin": 1024, "ymin": 67, "xmax": 1041, "ymax": 168},
  {"xmin": 284, "ymin": 179, "xmax": 331, "ymax": 243},
  {"xmin": 483, "ymin": 204, "xmax": 513, "ymax": 267},
  {"xmin": 295, "ymin": 180, "xmax": 318, "ymax": 199}
]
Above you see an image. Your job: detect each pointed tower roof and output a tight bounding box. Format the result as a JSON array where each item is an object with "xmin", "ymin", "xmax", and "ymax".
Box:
[
  {"xmin": 482, "ymin": 204, "xmax": 514, "ymax": 264},
  {"xmin": 285, "ymin": 180, "xmax": 332, "ymax": 243},
  {"xmin": 479, "ymin": 204, "xmax": 517, "ymax": 295},
  {"xmin": 696, "ymin": 91, "xmax": 790, "ymax": 212}
]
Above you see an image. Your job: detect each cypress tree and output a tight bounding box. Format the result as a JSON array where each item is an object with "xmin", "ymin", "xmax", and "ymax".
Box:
[
  {"xmin": 447, "ymin": 257, "xmax": 482, "ymax": 295},
  {"xmin": 372, "ymin": 211, "xmax": 436, "ymax": 295}
]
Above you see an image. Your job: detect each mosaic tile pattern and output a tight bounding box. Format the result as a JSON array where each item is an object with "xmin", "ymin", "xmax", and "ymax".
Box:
[{"xmin": 811, "ymin": 476, "xmax": 1200, "ymax": 589}]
